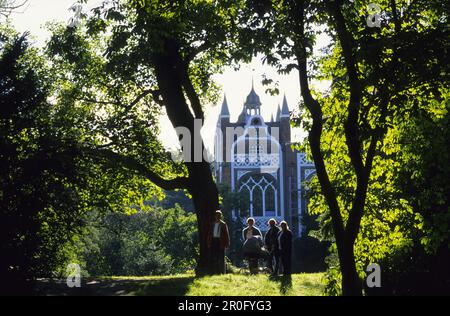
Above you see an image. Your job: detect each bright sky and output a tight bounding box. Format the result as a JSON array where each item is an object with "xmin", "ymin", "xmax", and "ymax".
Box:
[{"xmin": 9, "ymin": 0, "xmax": 329, "ymax": 152}]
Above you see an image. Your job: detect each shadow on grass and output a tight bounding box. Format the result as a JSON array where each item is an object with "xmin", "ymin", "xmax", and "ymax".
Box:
[
  {"xmin": 268, "ymin": 275, "xmax": 293, "ymax": 295},
  {"xmin": 132, "ymin": 277, "xmax": 195, "ymax": 296},
  {"xmin": 35, "ymin": 276, "xmax": 196, "ymax": 296}
]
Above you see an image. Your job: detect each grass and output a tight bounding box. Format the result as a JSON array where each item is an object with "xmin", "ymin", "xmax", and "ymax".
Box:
[
  {"xmin": 183, "ymin": 273, "xmax": 324, "ymax": 296},
  {"xmin": 36, "ymin": 273, "xmax": 325, "ymax": 296}
]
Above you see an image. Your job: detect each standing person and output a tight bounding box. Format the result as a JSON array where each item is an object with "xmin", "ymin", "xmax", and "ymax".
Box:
[
  {"xmin": 264, "ymin": 218, "xmax": 280, "ymax": 275},
  {"xmin": 207, "ymin": 210, "xmax": 230, "ymax": 274},
  {"xmin": 277, "ymin": 221, "xmax": 293, "ymax": 276},
  {"xmin": 242, "ymin": 217, "xmax": 262, "ymax": 241},
  {"xmin": 242, "ymin": 217, "xmax": 263, "ymax": 274}
]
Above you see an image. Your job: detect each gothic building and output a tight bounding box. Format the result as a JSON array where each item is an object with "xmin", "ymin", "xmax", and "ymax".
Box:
[{"xmin": 214, "ymin": 85, "xmax": 316, "ymax": 238}]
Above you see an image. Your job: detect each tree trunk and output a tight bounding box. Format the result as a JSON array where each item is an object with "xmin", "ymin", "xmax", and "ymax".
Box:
[
  {"xmin": 189, "ymin": 162, "xmax": 220, "ymax": 275},
  {"xmin": 291, "ymin": 0, "xmax": 366, "ymax": 296},
  {"xmin": 340, "ymin": 240, "xmax": 362, "ymax": 296},
  {"xmin": 309, "ymin": 115, "xmax": 362, "ymax": 296},
  {"xmin": 152, "ymin": 43, "xmax": 220, "ymax": 276},
  {"xmin": 295, "ymin": 46, "xmax": 363, "ymax": 296}
]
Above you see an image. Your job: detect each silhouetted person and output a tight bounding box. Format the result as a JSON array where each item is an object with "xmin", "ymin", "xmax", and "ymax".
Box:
[
  {"xmin": 242, "ymin": 217, "xmax": 262, "ymax": 241},
  {"xmin": 264, "ymin": 218, "xmax": 280, "ymax": 275},
  {"xmin": 277, "ymin": 221, "xmax": 292, "ymax": 276},
  {"xmin": 207, "ymin": 210, "xmax": 230, "ymax": 274},
  {"xmin": 242, "ymin": 217, "xmax": 263, "ymax": 273}
]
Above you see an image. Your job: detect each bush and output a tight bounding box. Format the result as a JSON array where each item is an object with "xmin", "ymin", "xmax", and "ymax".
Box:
[
  {"xmin": 292, "ymin": 236, "xmax": 328, "ymax": 273},
  {"xmin": 78, "ymin": 204, "xmax": 198, "ymax": 276}
]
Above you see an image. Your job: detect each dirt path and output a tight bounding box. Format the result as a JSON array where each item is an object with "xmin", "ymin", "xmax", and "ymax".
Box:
[{"xmin": 35, "ymin": 276, "xmax": 195, "ymax": 296}]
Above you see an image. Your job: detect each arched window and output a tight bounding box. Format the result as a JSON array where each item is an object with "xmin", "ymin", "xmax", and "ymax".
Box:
[
  {"xmin": 238, "ymin": 174, "xmax": 278, "ymax": 217},
  {"xmin": 265, "ymin": 185, "xmax": 276, "ymax": 216},
  {"xmin": 239, "ymin": 186, "xmax": 251, "ymax": 218},
  {"xmin": 253, "ymin": 186, "xmax": 263, "ymax": 217}
]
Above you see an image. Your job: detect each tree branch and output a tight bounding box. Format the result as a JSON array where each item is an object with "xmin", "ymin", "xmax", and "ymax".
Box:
[
  {"xmin": 159, "ymin": 39, "xmax": 204, "ymax": 120},
  {"xmin": 76, "ymin": 98, "xmax": 121, "ymax": 106},
  {"xmin": 77, "ymin": 88, "xmax": 161, "ymax": 111},
  {"xmin": 84, "ymin": 147, "xmax": 190, "ymax": 191},
  {"xmin": 185, "ymin": 41, "xmax": 212, "ymax": 63},
  {"xmin": 390, "ymin": 0, "xmax": 401, "ymax": 34},
  {"xmin": 0, "ymin": 0, "xmax": 28, "ymax": 17},
  {"xmin": 123, "ymin": 88, "xmax": 159, "ymax": 112},
  {"xmin": 326, "ymin": 1, "xmax": 375, "ymax": 246},
  {"xmin": 291, "ymin": 0, "xmax": 345, "ymax": 243},
  {"xmin": 181, "ymin": 64, "xmax": 205, "ymax": 120},
  {"xmin": 327, "ymin": 0, "xmax": 365, "ymax": 177}
]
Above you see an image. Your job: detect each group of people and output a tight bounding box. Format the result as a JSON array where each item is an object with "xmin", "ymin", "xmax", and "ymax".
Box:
[
  {"xmin": 207, "ymin": 210, "xmax": 292, "ymax": 276},
  {"xmin": 242, "ymin": 217, "xmax": 292, "ymax": 276}
]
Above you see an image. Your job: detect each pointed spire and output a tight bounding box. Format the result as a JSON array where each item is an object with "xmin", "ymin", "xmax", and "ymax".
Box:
[
  {"xmin": 220, "ymin": 94, "xmax": 230, "ymax": 117},
  {"xmin": 244, "ymin": 83, "xmax": 262, "ymax": 108},
  {"xmin": 270, "ymin": 113, "xmax": 274, "ymax": 123},
  {"xmin": 281, "ymin": 93, "xmax": 289, "ymax": 118},
  {"xmin": 276, "ymin": 103, "xmax": 281, "ymax": 122}
]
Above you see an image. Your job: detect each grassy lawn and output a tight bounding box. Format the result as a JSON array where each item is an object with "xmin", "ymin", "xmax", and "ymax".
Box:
[
  {"xmin": 183, "ymin": 273, "xmax": 325, "ymax": 296},
  {"xmin": 36, "ymin": 273, "xmax": 325, "ymax": 296}
]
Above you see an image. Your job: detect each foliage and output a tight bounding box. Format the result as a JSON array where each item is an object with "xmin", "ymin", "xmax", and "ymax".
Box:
[
  {"xmin": 374, "ymin": 87, "xmax": 450, "ymax": 295},
  {"xmin": 1, "ymin": 0, "xmax": 449, "ymax": 295},
  {"xmin": 236, "ymin": 0, "xmax": 450, "ymax": 295},
  {"xmin": 0, "ymin": 26, "xmax": 158, "ymax": 293},
  {"xmin": 0, "ymin": 0, "xmax": 27, "ymax": 17},
  {"xmin": 0, "ymin": 29, "xmax": 84, "ymax": 293},
  {"xmin": 43, "ymin": 0, "xmax": 243, "ymax": 180},
  {"xmin": 76, "ymin": 204, "xmax": 198, "ymax": 276},
  {"xmin": 291, "ymin": 236, "xmax": 327, "ymax": 273},
  {"xmin": 45, "ymin": 0, "xmax": 249, "ymax": 274},
  {"xmin": 396, "ymin": 90, "xmax": 450, "ymax": 253},
  {"xmin": 305, "ymin": 72, "xmax": 450, "ymax": 296},
  {"xmin": 153, "ymin": 190, "xmax": 195, "ymax": 213}
]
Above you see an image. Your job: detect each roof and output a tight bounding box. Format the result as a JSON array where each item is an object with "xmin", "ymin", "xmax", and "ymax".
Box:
[
  {"xmin": 219, "ymin": 94, "xmax": 230, "ymax": 117},
  {"xmin": 244, "ymin": 86, "xmax": 262, "ymax": 108},
  {"xmin": 281, "ymin": 94, "xmax": 290, "ymax": 117}
]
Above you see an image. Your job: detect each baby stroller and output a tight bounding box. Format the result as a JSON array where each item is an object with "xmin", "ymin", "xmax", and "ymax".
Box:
[{"xmin": 242, "ymin": 236, "xmax": 269, "ymax": 274}]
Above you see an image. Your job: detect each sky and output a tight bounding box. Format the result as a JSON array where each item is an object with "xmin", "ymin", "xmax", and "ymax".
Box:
[{"xmin": 8, "ymin": 0, "xmax": 329, "ymax": 152}]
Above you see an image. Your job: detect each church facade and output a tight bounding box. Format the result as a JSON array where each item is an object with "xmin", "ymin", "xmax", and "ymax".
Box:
[{"xmin": 214, "ymin": 86, "xmax": 316, "ymax": 238}]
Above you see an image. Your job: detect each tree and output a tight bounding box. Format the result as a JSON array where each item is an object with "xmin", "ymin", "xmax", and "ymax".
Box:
[
  {"xmin": 0, "ymin": 25, "xmax": 156, "ymax": 293},
  {"xmin": 46, "ymin": 0, "xmax": 243, "ymax": 275},
  {"xmin": 384, "ymin": 87, "xmax": 450, "ymax": 295},
  {"xmin": 78, "ymin": 204, "xmax": 198, "ymax": 277},
  {"xmin": 316, "ymin": 86, "xmax": 450, "ymax": 295},
  {"xmin": 0, "ymin": 30, "xmax": 82, "ymax": 294},
  {"xmin": 239, "ymin": 0, "xmax": 450, "ymax": 294}
]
